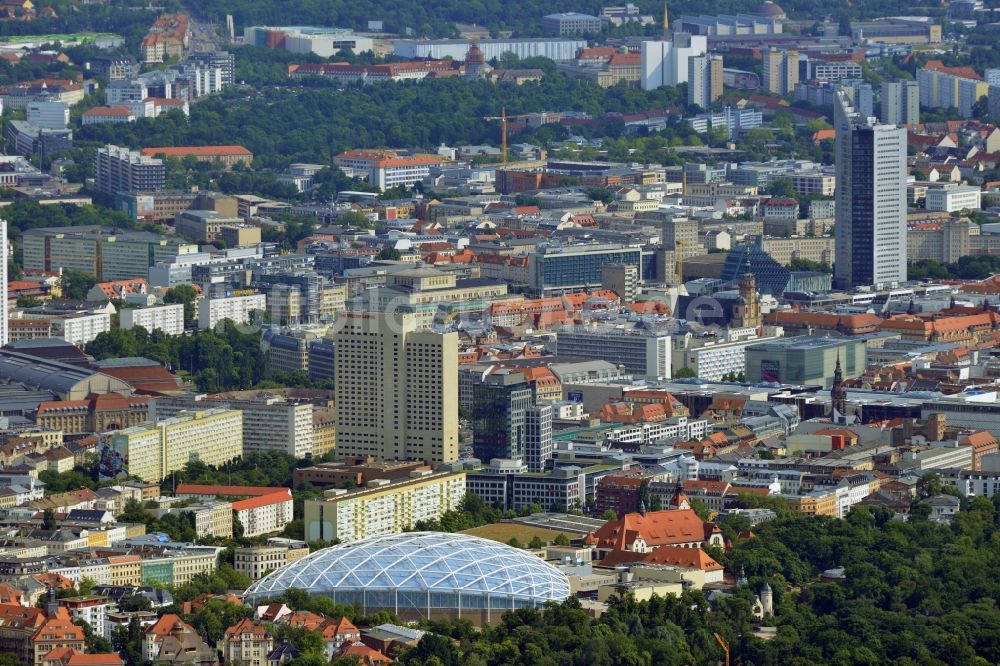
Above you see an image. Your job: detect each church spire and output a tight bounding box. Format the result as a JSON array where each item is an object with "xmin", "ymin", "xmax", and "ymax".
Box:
[{"xmin": 830, "ymin": 351, "xmax": 847, "ymax": 423}]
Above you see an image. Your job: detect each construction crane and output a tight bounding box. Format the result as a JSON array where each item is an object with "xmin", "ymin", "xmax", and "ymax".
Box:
[
  {"xmin": 483, "ymin": 109, "xmax": 534, "ymax": 165},
  {"xmin": 714, "ymin": 633, "xmax": 730, "ymax": 666}
]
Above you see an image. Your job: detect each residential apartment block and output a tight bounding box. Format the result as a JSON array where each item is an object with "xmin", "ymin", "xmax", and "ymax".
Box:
[
  {"xmin": 103, "ymin": 408, "xmax": 243, "ymax": 482},
  {"xmin": 197, "ymin": 292, "xmax": 267, "ymax": 330},
  {"xmin": 94, "ymin": 145, "xmax": 166, "ymax": 196},
  {"xmin": 120, "ymin": 304, "xmax": 185, "ymax": 336},
  {"xmin": 151, "ymin": 393, "xmax": 317, "ymax": 458},
  {"xmin": 303, "ymin": 470, "xmax": 466, "ymax": 544}
]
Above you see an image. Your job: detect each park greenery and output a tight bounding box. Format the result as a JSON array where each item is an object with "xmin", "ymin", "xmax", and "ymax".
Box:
[
  {"xmin": 85, "ymin": 321, "xmax": 269, "ymax": 392},
  {"xmin": 908, "ymin": 255, "xmax": 1000, "ymax": 281},
  {"xmin": 399, "ymin": 496, "xmax": 1000, "ymax": 665}
]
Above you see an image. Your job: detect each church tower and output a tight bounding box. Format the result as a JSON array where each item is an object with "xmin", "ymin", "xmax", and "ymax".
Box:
[
  {"xmin": 734, "ymin": 273, "xmax": 762, "ymax": 329},
  {"xmin": 830, "ymin": 352, "xmax": 847, "ymax": 423}
]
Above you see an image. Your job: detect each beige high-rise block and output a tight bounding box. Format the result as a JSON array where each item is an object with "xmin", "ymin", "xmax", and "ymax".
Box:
[{"xmin": 334, "ymin": 311, "xmax": 458, "ymax": 463}]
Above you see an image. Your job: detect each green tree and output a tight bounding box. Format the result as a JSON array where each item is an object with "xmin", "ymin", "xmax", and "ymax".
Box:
[
  {"xmin": 164, "ymin": 284, "xmax": 198, "ymax": 329},
  {"xmin": 16, "ymin": 295, "xmax": 42, "ymax": 308},
  {"xmin": 378, "ymin": 247, "xmax": 402, "ymax": 260},
  {"xmin": 336, "ymin": 211, "xmax": 375, "ymax": 229},
  {"xmin": 60, "ymin": 268, "xmax": 97, "ymax": 300}
]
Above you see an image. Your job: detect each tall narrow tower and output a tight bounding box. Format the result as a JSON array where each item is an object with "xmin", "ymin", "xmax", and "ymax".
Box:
[
  {"xmin": 830, "ymin": 353, "xmax": 847, "ymax": 422},
  {"xmin": 833, "ymin": 89, "xmax": 907, "ymax": 290},
  {"xmin": 663, "ymin": 0, "xmax": 669, "ymax": 34},
  {"xmin": 0, "ymin": 218, "xmax": 7, "ymax": 348}
]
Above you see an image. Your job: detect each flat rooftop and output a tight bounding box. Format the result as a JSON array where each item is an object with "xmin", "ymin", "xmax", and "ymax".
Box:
[{"xmin": 511, "ymin": 512, "xmax": 607, "ymax": 535}]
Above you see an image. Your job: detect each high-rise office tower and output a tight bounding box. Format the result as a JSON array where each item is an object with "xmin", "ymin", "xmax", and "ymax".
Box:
[
  {"xmin": 524, "ymin": 405, "xmax": 553, "ymax": 474},
  {"xmin": 472, "ymin": 370, "xmax": 533, "ymax": 464},
  {"xmin": 334, "ymin": 311, "xmax": 459, "ymax": 464},
  {"xmin": 688, "ymin": 54, "xmax": 724, "ymax": 110},
  {"xmin": 834, "ymin": 90, "xmax": 907, "ymax": 290},
  {"xmin": 880, "ymin": 80, "xmax": 919, "ymax": 126},
  {"xmin": 763, "ymin": 48, "xmax": 798, "ymax": 95},
  {"xmin": 0, "ymin": 218, "xmax": 6, "ymax": 348},
  {"xmin": 472, "ymin": 371, "xmax": 554, "ymax": 472}
]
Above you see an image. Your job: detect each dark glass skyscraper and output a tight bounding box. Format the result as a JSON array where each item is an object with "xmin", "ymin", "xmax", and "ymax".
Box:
[{"xmin": 472, "ymin": 371, "xmax": 533, "ymax": 464}]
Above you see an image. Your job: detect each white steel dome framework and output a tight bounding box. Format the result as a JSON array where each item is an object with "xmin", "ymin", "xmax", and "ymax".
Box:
[{"xmin": 243, "ymin": 532, "xmax": 571, "ymax": 623}]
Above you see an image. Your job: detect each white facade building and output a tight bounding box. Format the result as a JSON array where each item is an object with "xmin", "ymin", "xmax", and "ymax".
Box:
[
  {"xmin": 393, "ymin": 37, "xmax": 585, "ymax": 61},
  {"xmin": 120, "ymin": 303, "xmax": 185, "ymax": 336},
  {"xmin": 925, "ymin": 185, "xmax": 982, "ymax": 213},
  {"xmin": 881, "ymin": 80, "xmax": 919, "ymax": 126},
  {"xmin": 640, "ymin": 32, "xmax": 707, "ymax": 89},
  {"xmin": 52, "ymin": 312, "xmax": 112, "ymax": 346},
  {"xmin": 235, "ymin": 490, "xmax": 294, "ymax": 538},
  {"xmin": 197, "ymin": 293, "xmax": 267, "ymax": 330}
]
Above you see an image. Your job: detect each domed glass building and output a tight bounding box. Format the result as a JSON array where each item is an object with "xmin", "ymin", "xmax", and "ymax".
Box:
[{"xmin": 243, "ymin": 532, "xmax": 571, "ymax": 624}]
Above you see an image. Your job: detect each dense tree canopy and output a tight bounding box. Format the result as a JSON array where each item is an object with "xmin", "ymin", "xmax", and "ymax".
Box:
[
  {"xmin": 909, "ymin": 255, "xmax": 1000, "ymax": 281},
  {"xmin": 85, "ymin": 321, "xmax": 268, "ymax": 392},
  {"xmin": 399, "ymin": 497, "xmax": 1000, "ymax": 665}
]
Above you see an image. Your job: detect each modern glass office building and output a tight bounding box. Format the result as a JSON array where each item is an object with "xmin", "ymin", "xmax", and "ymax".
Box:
[
  {"xmin": 242, "ymin": 532, "xmax": 571, "ymax": 624},
  {"xmin": 529, "ymin": 244, "xmax": 642, "ymax": 295},
  {"xmin": 720, "ymin": 240, "xmax": 791, "ymax": 296}
]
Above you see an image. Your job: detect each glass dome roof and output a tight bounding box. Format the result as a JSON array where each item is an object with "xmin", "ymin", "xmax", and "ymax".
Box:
[{"xmin": 243, "ymin": 532, "xmax": 571, "ymax": 607}]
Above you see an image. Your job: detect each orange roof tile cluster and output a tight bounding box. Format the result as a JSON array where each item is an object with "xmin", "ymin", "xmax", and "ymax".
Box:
[
  {"xmin": 139, "ymin": 145, "xmax": 252, "ymax": 158},
  {"xmin": 320, "ymin": 617, "xmax": 360, "ymax": 642},
  {"xmin": 585, "ymin": 509, "xmax": 718, "ymax": 552},
  {"xmin": 36, "ymin": 394, "xmax": 151, "ymax": 418},
  {"xmin": 48, "ymin": 651, "xmax": 123, "ymax": 666},
  {"xmin": 336, "ymin": 149, "xmax": 443, "ymax": 169},
  {"xmin": 765, "ymin": 310, "xmax": 882, "ymax": 334},
  {"xmin": 923, "ymin": 60, "xmax": 983, "ymax": 81},
  {"xmin": 0, "ymin": 603, "xmax": 44, "ymax": 630},
  {"xmin": 82, "ymin": 106, "xmax": 133, "ymax": 118},
  {"xmin": 0, "ymin": 582, "xmax": 26, "ymax": 606},
  {"xmin": 338, "ymin": 641, "xmax": 392, "ymax": 665},
  {"xmin": 144, "ymin": 614, "xmax": 195, "ymax": 640},
  {"xmin": 175, "ymin": 484, "xmax": 292, "ymax": 511},
  {"xmin": 960, "ymin": 275, "xmax": 1000, "ymax": 294},
  {"xmin": 224, "ymin": 618, "xmax": 269, "ymax": 642},
  {"xmin": 94, "ymin": 365, "xmax": 180, "ymax": 397},
  {"xmin": 92, "ymin": 278, "xmax": 147, "ymax": 299},
  {"xmin": 576, "ymin": 47, "xmax": 618, "ymax": 59},
  {"xmin": 879, "ymin": 310, "xmax": 1000, "ymax": 337},
  {"xmin": 600, "ymin": 544, "xmax": 724, "ymax": 570}
]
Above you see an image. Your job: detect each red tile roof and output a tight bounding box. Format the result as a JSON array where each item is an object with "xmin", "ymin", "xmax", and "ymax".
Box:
[
  {"xmin": 600, "ymin": 545, "xmax": 724, "ymax": 570},
  {"xmin": 923, "ymin": 60, "xmax": 983, "ymax": 81},
  {"xmin": 587, "ymin": 509, "xmax": 717, "ymax": 552},
  {"xmin": 140, "ymin": 145, "xmax": 252, "ymax": 158}
]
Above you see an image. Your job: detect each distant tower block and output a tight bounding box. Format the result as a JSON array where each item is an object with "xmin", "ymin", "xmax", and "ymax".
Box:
[{"xmin": 0, "ymin": 218, "xmax": 7, "ymax": 348}]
